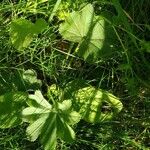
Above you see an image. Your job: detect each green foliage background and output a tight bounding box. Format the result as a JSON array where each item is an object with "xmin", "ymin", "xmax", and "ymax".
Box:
[{"xmin": 0, "ymin": 0, "xmax": 150, "ymax": 149}]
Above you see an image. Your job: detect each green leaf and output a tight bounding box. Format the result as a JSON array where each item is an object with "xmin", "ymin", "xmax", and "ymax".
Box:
[
  {"xmin": 58, "ymin": 100, "xmax": 81, "ymax": 125},
  {"xmin": 23, "ymin": 69, "xmax": 42, "ymax": 90},
  {"xmin": 28, "ymin": 90, "xmax": 52, "ymax": 109},
  {"xmin": 63, "ymin": 122, "xmax": 75, "ymax": 142},
  {"xmin": 56, "ymin": 2, "xmax": 70, "ymax": 21},
  {"xmin": 47, "ymin": 84, "xmax": 63, "ymax": 100},
  {"xmin": 23, "ymin": 107, "xmax": 50, "ymax": 116},
  {"xmin": 26, "ymin": 114, "xmax": 49, "ymax": 141},
  {"xmin": 103, "ymin": 91, "xmax": 123, "ymax": 113},
  {"xmin": 57, "ymin": 116, "xmax": 75, "ymax": 142},
  {"xmin": 23, "ymin": 69, "xmax": 41, "ymax": 85},
  {"xmin": 78, "ymin": 17, "xmax": 105, "ymax": 61},
  {"xmin": 40, "ymin": 113, "xmax": 57, "ymax": 150},
  {"xmin": 0, "ymin": 92, "xmax": 27, "ymax": 128},
  {"xmin": 10, "ymin": 18, "xmax": 47, "ymax": 50},
  {"xmin": 22, "ymin": 105, "xmax": 57, "ymax": 149},
  {"xmin": 34, "ymin": 18, "xmax": 47, "ymax": 33},
  {"xmin": 22, "ymin": 92, "xmax": 80, "ymax": 150},
  {"xmin": 22, "ymin": 107, "xmax": 51, "ymax": 123},
  {"xmin": 62, "ymin": 111, "xmax": 81, "ymax": 125},
  {"xmin": 59, "ymin": 4, "xmax": 105, "ymax": 62},
  {"xmin": 59, "ymin": 4, "xmax": 94, "ymax": 42},
  {"xmin": 58, "ymin": 100, "xmax": 72, "ymax": 111},
  {"xmin": 10, "ymin": 19, "xmax": 34, "ymax": 50},
  {"xmin": 74, "ymin": 86, "xmax": 123, "ymax": 123}
]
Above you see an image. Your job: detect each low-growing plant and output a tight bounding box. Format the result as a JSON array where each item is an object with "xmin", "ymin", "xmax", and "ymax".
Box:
[
  {"xmin": 59, "ymin": 4, "xmax": 116, "ymax": 62},
  {"xmin": 1, "ymin": 0, "xmax": 149, "ymax": 149},
  {"xmin": 0, "ymin": 69, "xmax": 122, "ymax": 150},
  {"xmin": 0, "ymin": 2, "xmax": 124, "ymax": 149}
]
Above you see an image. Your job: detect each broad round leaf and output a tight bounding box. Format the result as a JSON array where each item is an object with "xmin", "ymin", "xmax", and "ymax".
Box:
[
  {"xmin": 62, "ymin": 111, "xmax": 81, "ymax": 125},
  {"xmin": 10, "ymin": 19, "xmax": 34, "ymax": 50},
  {"xmin": 59, "ymin": 4, "xmax": 105, "ymax": 61},
  {"xmin": 59, "ymin": 4, "xmax": 94, "ymax": 42},
  {"xmin": 10, "ymin": 18, "xmax": 47, "ymax": 50}
]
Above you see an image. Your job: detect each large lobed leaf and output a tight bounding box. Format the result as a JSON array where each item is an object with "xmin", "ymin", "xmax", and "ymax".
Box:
[
  {"xmin": 74, "ymin": 86, "xmax": 123, "ymax": 123},
  {"xmin": 59, "ymin": 4, "xmax": 105, "ymax": 62},
  {"xmin": 22, "ymin": 90, "xmax": 81, "ymax": 150}
]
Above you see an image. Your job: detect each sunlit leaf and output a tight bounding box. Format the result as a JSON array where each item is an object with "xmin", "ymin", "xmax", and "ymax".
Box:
[
  {"xmin": 74, "ymin": 86, "xmax": 123, "ymax": 123},
  {"xmin": 10, "ymin": 19, "xmax": 34, "ymax": 50},
  {"xmin": 58, "ymin": 100, "xmax": 72, "ymax": 111},
  {"xmin": 47, "ymin": 84, "xmax": 63, "ymax": 100},
  {"xmin": 40, "ymin": 113, "xmax": 57, "ymax": 150},
  {"xmin": 62, "ymin": 111, "xmax": 81, "ymax": 125},
  {"xmin": 59, "ymin": 4, "xmax": 105, "ymax": 61},
  {"xmin": 22, "ymin": 107, "xmax": 50, "ymax": 123},
  {"xmin": 23, "ymin": 69, "xmax": 42, "ymax": 90},
  {"xmin": 10, "ymin": 18, "xmax": 47, "ymax": 50},
  {"xmin": 26, "ymin": 114, "xmax": 48, "ymax": 141},
  {"xmin": 58, "ymin": 100, "xmax": 81, "ymax": 125},
  {"xmin": 22, "ymin": 92, "xmax": 80, "ymax": 150},
  {"xmin": 28, "ymin": 90, "xmax": 52, "ymax": 109}
]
